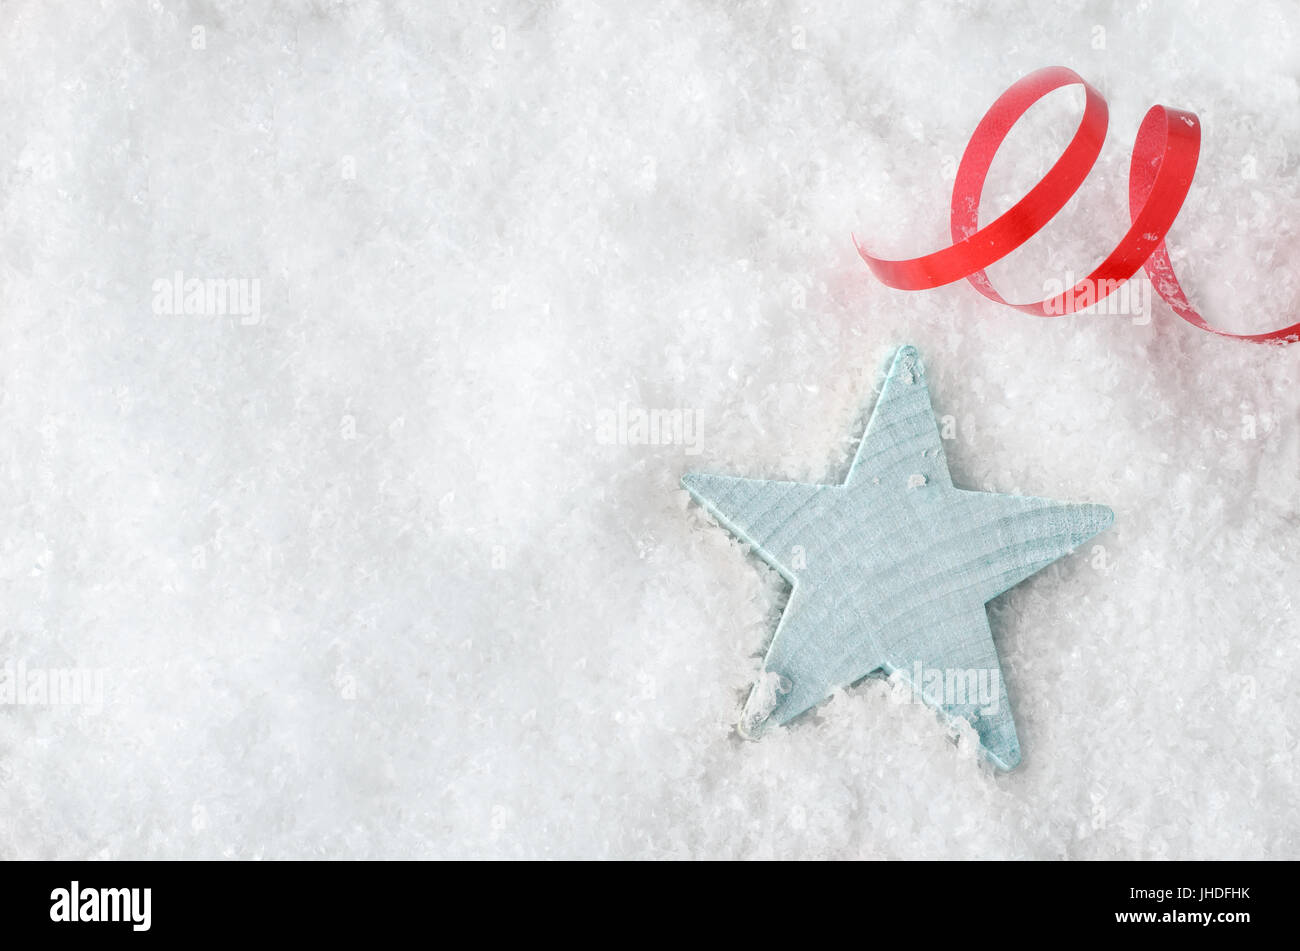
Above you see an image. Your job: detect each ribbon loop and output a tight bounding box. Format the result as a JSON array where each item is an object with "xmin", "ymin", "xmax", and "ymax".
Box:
[{"xmin": 856, "ymin": 67, "xmax": 1300, "ymax": 343}]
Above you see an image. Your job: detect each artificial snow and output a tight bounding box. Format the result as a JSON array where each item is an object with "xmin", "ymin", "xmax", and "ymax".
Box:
[{"xmin": 1, "ymin": 0, "xmax": 1297, "ymax": 859}]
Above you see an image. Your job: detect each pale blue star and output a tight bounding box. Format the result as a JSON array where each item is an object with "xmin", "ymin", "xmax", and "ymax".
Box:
[{"xmin": 683, "ymin": 345, "xmax": 1113, "ymax": 769}]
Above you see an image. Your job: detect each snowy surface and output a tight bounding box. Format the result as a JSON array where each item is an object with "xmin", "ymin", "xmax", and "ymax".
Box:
[{"xmin": 2, "ymin": 0, "xmax": 1298, "ymax": 859}]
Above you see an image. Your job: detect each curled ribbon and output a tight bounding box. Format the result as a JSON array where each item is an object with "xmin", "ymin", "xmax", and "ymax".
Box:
[{"xmin": 855, "ymin": 66, "xmax": 1300, "ymax": 343}]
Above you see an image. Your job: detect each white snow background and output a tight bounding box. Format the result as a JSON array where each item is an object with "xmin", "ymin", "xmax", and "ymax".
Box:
[{"xmin": 1, "ymin": 0, "xmax": 1298, "ymax": 859}]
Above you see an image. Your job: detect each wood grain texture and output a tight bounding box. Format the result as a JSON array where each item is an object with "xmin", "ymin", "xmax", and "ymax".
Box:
[{"xmin": 683, "ymin": 345, "xmax": 1113, "ymax": 770}]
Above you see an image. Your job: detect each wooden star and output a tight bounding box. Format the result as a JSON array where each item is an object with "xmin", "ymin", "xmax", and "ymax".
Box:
[{"xmin": 684, "ymin": 345, "xmax": 1113, "ymax": 769}]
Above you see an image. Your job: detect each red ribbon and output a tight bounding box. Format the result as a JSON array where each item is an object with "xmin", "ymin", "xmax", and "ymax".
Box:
[{"xmin": 855, "ymin": 66, "xmax": 1300, "ymax": 343}]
